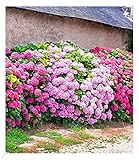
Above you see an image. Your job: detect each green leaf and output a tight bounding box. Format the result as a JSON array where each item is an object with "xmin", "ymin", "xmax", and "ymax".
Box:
[{"xmin": 8, "ymin": 74, "xmax": 17, "ymax": 84}]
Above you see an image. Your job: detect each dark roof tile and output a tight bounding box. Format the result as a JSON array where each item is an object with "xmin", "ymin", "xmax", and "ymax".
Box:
[{"xmin": 16, "ymin": 6, "xmax": 133, "ymax": 30}]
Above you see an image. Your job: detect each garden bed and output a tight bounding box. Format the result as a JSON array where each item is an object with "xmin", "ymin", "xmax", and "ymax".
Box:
[{"xmin": 5, "ymin": 41, "xmax": 133, "ymax": 153}]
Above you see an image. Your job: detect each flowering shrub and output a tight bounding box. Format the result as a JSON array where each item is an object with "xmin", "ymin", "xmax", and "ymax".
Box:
[
  {"xmin": 90, "ymin": 47, "xmax": 133, "ymax": 122},
  {"xmin": 6, "ymin": 49, "xmax": 51, "ymax": 130},
  {"xmin": 6, "ymin": 42, "xmax": 114, "ymax": 130}
]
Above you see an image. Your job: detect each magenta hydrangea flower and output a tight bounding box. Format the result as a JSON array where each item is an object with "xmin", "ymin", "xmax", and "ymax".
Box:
[
  {"xmin": 11, "ymin": 52, "xmax": 20, "ymax": 60},
  {"xmin": 31, "ymin": 107, "xmax": 39, "ymax": 116},
  {"xmin": 60, "ymin": 85, "xmax": 67, "ymax": 91},
  {"xmin": 22, "ymin": 108, "xmax": 28, "ymax": 115},
  {"xmin": 30, "ymin": 77, "xmax": 39, "ymax": 86},
  {"xmin": 110, "ymin": 104, "xmax": 118, "ymax": 112},
  {"xmin": 6, "ymin": 117, "xmax": 12, "ymax": 123},
  {"xmin": 6, "ymin": 48, "xmax": 11, "ymax": 54},
  {"xmin": 6, "ymin": 90, "xmax": 15, "ymax": 100},
  {"xmin": 50, "ymin": 107, "xmax": 56, "ymax": 113},
  {"xmin": 95, "ymin": 108, "xmax": 101, "ymax": 117},
  {"xmin": 66, "ymin": 105, "xmax": 74, "ymax": 113},
  {"xmin": 26, "ymin": 98, "xmax": 34, "ymax": 104},
  {"xmin": 33, "ymin": 119, "xmax": 38, "ymax": 124},
  {"xmin": 34, "ymin": 89, "xmax": 42, "ymax": 97},
  {"xmin": 80, "ymin": 84, "xmax": 88, "ymax": 91},
  {"xmin": 24, "ymin": 51, "xmax": 33, "ymax": 59},
  {"xmin": 15, "ymin": 119, "xmax": 21, "ymax": 126},
  {"xmin": 36, "ymin": 96, "xmax": 44, "ymax": 102},
  {"xmin": 40, "ymin": 105, "xmax": 47, "ymax": 113},
  {"xmin": 74, "ymin": 110, "xmax": 81, "ymax": 116},
  {"xmin": 8, "ymin": 100, "xmax": 18, "ymax": 109},
  {"xmin": 24, "ymin": 114, "xmax": 31, "ymax": 121},
  {"xmin": 11, "ymin": 121, "xmax": 16, "ymax": 128}
]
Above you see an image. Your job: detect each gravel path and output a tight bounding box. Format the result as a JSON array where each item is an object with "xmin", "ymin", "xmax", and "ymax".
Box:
[
  {"xmin": 18, "ymin": 123, "xmax": 133, "ymax": 153},
  {"xmin": 59, "ymin": 135, "xmax": 133, "ymax": 153}
]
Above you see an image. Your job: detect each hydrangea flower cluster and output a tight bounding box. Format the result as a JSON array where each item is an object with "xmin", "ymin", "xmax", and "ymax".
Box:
[
  {"xmin": 6, "ymin": 41, "xmax": 115, "ymax": 130},
  {"xmin": 44, "ymin": 43, "xmax": 114, "ymax": 125},
  {"xmin": 90, "ymin": 47, "xmax": 133, "ymax": 121},
  {"xmin": 6, "ymin": 50, "xmax": 49, "ymax": 130}
]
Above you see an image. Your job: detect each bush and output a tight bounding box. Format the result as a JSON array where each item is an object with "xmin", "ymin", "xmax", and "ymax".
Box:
[
  {"xmin": 90, "ymin": 47, "xmax": 133, "ymax": 122},
  {"xmin": 6, "ymin": 41, "xmax": 114, "ymax": 130}
]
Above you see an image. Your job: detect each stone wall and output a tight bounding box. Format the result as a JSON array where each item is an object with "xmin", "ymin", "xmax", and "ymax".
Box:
[{"xmin": 6, "ymin": 7, "xmax": 128, "ymax": 51}]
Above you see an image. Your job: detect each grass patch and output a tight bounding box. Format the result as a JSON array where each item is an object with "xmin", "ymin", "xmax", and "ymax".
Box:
[
  {"xmin": 35, "ymin": 131, "xmax": 81, "ymax": 145},
  {"xmin": 55, "ymin": 137, "xmax": 81, "ymax": 145},
  {"xmin": 37, "ymin": 142, "xmax": 60, "ymax": 153},
  {"xmin": 91, "ymin": 121, "xmax": 111, "ymax": 129},
  {"xmin": 68, "ymin": 124, "xmax": 83, "ymax": 132},
  {"xmin": 77, "ymin": 132, "xmax": 95, "ymax": 140},
  {"xmin": 44, "ymin": 143, "xmax": 60, "ymax": 153},
  {"xmin": 35, "ymin": 131, "xmax": 62, "ymax": 138},
  {"xmin": 6, "ymin": 128, "xmax": 31, "ymax": 153}
]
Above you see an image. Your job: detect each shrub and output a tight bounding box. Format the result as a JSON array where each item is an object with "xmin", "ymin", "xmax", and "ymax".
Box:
[
  {"xmin": 6, "ymin": 41, "xmax": 114, "ymax": 130},
  {"xmin": 90, "ymin": 47, "xmax": 133, "ymax": 122}
]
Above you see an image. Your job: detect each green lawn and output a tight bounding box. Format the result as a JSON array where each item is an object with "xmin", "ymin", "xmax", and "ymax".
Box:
[{"xmin": 6, "ymin": 128, "xmax": 31, "ymax": 153}]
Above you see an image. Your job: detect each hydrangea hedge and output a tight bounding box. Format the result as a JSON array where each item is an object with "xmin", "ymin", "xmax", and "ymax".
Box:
[
  {"xmin": 90, "ymin": 47, "xmax": 133, "ymax": 122},
  {"xmin": 6, "ymin": 41, "xmax": 133, "ymax": 130}
]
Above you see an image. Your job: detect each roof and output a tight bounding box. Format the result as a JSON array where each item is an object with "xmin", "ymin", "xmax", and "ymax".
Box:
[{"xmin": 16, "ymin": 6, "xmax": 133, "ymax": 30}]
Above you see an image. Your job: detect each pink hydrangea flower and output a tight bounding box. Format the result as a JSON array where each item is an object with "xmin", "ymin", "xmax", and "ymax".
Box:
[
  {"xmin": 11, "ymin": 52, "xmax": 19, "ymax": 60},
  {"xmin": 8, "ymin": 100, "xmax": 18, "ymax": 108},
  {"xmin": 24, "ymin": 114, "xmax": 30, "ymax": 121},
  {"xmin": 15, "ymin": 119, "xmax": 21, "ymax": 126},
  {"xmin": 87, "ymin": 118, "xmax": 97, "ymax": 125},
  {"xmin": 6, "ymin": 48, "xmax": 11, "ymax": 54},
  {"xmin": 6, "ymin": 117, "xmax": 12, "ymax": 123},
  {"xmin": 22, "ymin": 108, "xmax": 28, "ymax": 114},
  {"xmin": 40, "ymin": 105, "xmax": 47, "ymax": 113},
  {"xmin": 34, "ymin": 89, "xmax": 42, "ymax": 97},
  {"xmin": 111, "ymin": 104, "xmax": 118, "ymax": 112},
  {"xmin": 33, "ymin": 119, "xmax": 38, "ymax": 124}
]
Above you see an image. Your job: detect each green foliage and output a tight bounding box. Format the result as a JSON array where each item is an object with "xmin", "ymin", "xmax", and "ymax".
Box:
[
  {"xmin": 79, "ymin": 56, "xmax": 94, "ymax": 69},
  {"xmin": 6, "ymin": 128, "xmax": 31, "ymax": 153},
  {"xmin": 11, "ymin": 43, "xmax": 37, "ymax": 53},
  {"xmin": 68, "ymin": 124, "xmax": 83, "ymax": 132},
  {"xmin": 91, "ymin": 120, "xmax": 112, "ymax": 129},
  {"xmin": 78, "ymin": 132, "xmax": 94, "ymax": 140},
  {"xmin": 35, "ymin": 131, "xmax": 62, "ymax": 138},
  {"xmin": 64, "ymin": 50, "xmax": 94, "ymax": 70},
  {"xmin": 11, "ymin": 42, "xmax": 49, "ymax": 53},
  {"xmin": 64, "ymin": 50, "xmax": 81, "ymax": 61},
  {"xmin": 43, "ymin": 143, "xmax": 60, "ymax": 153},
  {"xmin": 113, "ymin": 107, "xmax": 133, "ymax": 122},
  {"xmin": 36, "ymin": 43, "xmax": 49, "ymax": 50},
  {"xmin": 35, "ymin": 131, "xmax": 81, "ymax": 145},
  {"xmin": 109, "ymin": 49, "xmax": 119, "ymax": 57},
  {"xmin": 56, "ymin": 137, "xmax": 81, "ymax": 145},
  {"xmin": 75, "ymin": 89, "xmax": 84, "ymax": 99},
  {"xmin": 74, "ymin": 71, "xmax": 87, "ymax": 83}
]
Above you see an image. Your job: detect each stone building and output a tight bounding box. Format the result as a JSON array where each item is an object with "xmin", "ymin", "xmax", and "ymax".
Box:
[{"xmin": 6, "ymin": 6, "xmax": 133, "ymax": 51}]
